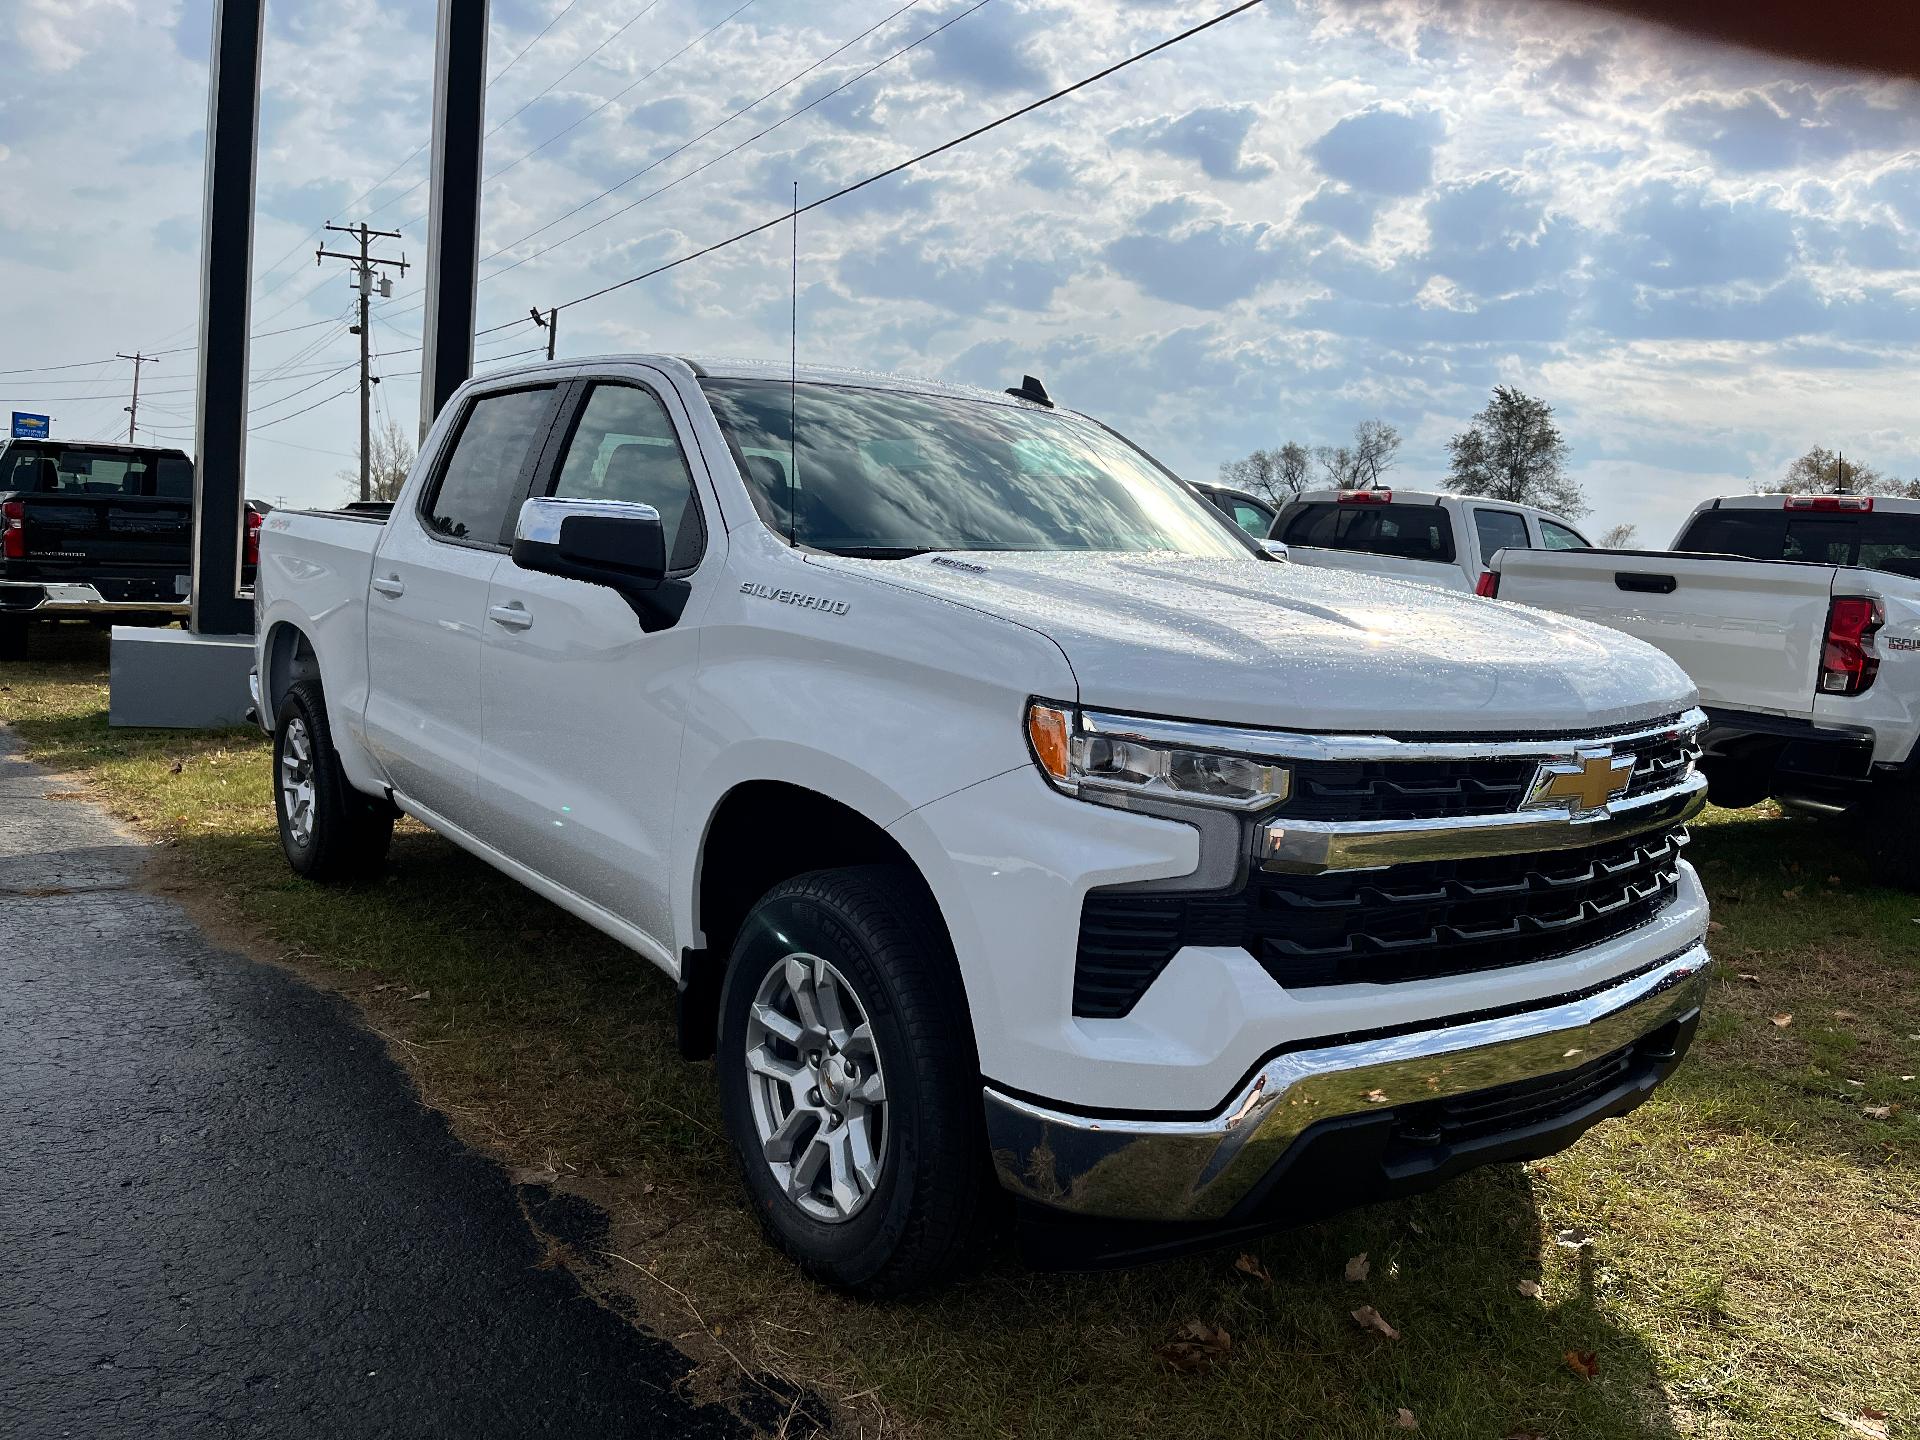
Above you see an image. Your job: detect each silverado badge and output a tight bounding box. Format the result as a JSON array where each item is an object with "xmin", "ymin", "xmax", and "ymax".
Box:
[{"xmin": 1523, "ymin": 748, "xmax": 1635, "ymax": 820}]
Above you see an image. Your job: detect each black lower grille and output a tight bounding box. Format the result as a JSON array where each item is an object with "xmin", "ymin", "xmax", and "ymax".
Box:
[
  {"xmin": 1072, "ymin": 827, "xmax": 1685, "ymax": 1017},
  {"xmin": 1390, "ymin": 1021, "xmax": 1680, "ymax": 1149}
]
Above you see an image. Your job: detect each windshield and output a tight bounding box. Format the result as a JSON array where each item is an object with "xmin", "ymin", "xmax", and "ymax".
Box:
[{"xmin": 700, "ymin": 379, "xmax": 1251, "ymax": 560}]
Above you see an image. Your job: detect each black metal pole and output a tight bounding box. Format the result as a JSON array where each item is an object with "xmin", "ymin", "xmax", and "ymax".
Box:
[
  {"xmin": 418, "ymin": 0, "xmax": 489, "ymax": 441},
  {"xmin": 189, "ymin": 0, "xmax": 263, "ymax": 636}
]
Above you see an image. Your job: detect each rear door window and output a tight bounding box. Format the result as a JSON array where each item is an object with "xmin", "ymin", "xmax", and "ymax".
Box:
[
  {"xmin": 422, "ymin": 387, "xmax": 557, "ymax": 547},
  {"xmin": 1472, "ymin": 508, "xmax": 1531, "ymax": 565},
  {"xmin": 1539, "ymin": 518, "xmax": 1588, "ymax": 549},
  {"xmin": 1281, "ymin": 502, "xmax": 1456, "ymax": 563},
  {"xmin": 1228, "ymin": 499, "xmax": 1274, "ymax": 536}
]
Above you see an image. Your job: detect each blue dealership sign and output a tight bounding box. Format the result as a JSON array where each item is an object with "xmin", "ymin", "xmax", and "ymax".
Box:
[{"xmin": 11, "ymin": 412, "xmax": 50, "ymax": 440}]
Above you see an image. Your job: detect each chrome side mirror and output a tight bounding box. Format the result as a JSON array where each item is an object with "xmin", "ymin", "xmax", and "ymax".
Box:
[{"xmin": 511, "ymin": 497, "xmax": 666, "ymax": 592}]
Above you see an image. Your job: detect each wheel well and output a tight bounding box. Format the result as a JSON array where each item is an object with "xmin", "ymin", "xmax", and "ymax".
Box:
[
  {"xmin": 677, "ymin": 781, "xmax": 948, "ymax": 1060},
  {"xmin": 263, "ymin": 623, "xmax": 320, "ymax": 719}
]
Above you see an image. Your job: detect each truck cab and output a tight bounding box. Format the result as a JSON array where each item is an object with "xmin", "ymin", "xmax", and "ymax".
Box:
[{"xmin": 1273, "ymin": 486, "xmax": 1590, "ymax": 592}]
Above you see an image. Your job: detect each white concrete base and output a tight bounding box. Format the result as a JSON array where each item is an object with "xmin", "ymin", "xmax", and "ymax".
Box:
[{"xmin": 109, "ymin": 627, "xmax": 256, "ymax": 729}]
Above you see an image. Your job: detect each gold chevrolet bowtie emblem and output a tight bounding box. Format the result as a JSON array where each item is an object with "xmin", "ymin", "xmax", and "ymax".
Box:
[{"xmin": 1524, "ymin": 748, "xmax": 1635, "ymax": 819}]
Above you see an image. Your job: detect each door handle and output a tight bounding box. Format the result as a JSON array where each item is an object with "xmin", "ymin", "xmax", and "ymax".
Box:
[
  {"xmin": 371, "ymin": 575, "xmax": 406, "ymax": 598},
  {"xmin": 488, "ymin": 602, "xmax": 534, "ymax": 631},
  {"xmin": 1615, "ymin": 572, "xmax": 1677, "ymax": 595}
]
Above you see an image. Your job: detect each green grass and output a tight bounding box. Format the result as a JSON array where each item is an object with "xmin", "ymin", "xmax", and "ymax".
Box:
[{"xmin": 6, "ymin": 625, "xmax": 1917, "ymax": 1440}]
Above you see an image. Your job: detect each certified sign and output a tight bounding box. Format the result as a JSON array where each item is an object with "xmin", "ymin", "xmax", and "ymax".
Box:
[{"xmin": 11, "ymin": 412, "xmax": 50, "ymax": 440}]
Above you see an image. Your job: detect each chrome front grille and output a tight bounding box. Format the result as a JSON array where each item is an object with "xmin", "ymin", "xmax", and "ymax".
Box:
[{"xmin": 1070, "ymin": 710, "xmax": 1704, "ymax": 1019}]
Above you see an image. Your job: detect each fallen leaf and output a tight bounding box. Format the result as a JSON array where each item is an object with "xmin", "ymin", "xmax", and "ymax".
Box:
[
  {"xmin": 1517, "ymin": 1279, "xmax": 1544, "ymax": 1300},
  {"xmin": 1364, "ymin": 1088, "xmax": 1390, "ymax": 1104},
  {"xmin": 1554, "ymin": 1226, "xmax": 1592, "ymax": 1249},
  {"xmin": 1821, "ymin": 1408, "xmax": 1889, "ymax": 1440},
  {"xmin": 1394, "ymin": 1408, "xmax": 1417, "ymax": 1430},
  {"xmin": 1235, "ymin": 1252, "xmax": 1272, "ymax": 1285},
  {"xmin": 1738, "ymin": 972, "xmax": 1761, "ymax": 983},
  {"xmin": 1344, "ymin": 1252, "xmax": 1371, "ymax": 1283},
  {"xmin": 1781, "ymin": 886, "xmax": 1802, "ymax": 900},
  {"xmin": 1565, "ymin": 1349, "xmax": 1600, "ymax": 1380},
  {"xmin": 1863, "ymin": 1105, "xmax": 1894, "ymax": 1120},
  {"xmin": 1772, "ymin": 1013, "xmax": 1794, "ymax": 1028},
  {"xmin": 1351, "ymin": 1305, "xmax": 1400, "ymax": 1340},
  {"xmin": 169, "ymin": 760, "xmax": 184, "ymax": 774},
  {"xmin": 1834, "ymin": 1009, "xmax": 1859, "ymax": 1022},
  {"xmin": 1707, "ymin": 919, "xmax": 1724, "ymax": 932},
  {"xmin": 407, "ymin": 990, "xmax": 430, "ymax": 1002},
  {"xmin": 1157, "ymin": 1319, "xmax": 1232, "ymax": 1373}
]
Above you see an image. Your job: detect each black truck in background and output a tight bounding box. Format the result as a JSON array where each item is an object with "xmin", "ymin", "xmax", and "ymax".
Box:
[{"xmin": 0, "ymin": 438, "xmax": 263, "ymax": 660}]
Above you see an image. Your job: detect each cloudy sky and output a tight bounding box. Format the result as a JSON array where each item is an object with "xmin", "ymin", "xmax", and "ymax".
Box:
[{"xmin": 2, "ymin": 0, "xmax": 1917, "ymax": 540}]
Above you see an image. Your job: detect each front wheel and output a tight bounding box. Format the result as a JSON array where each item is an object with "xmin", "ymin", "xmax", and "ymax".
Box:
[
  {"xmin": 716, "ymin": 866, "xmax": 992, "ymax": 1296},
  {"xmin": 273, "ymin": 678, "xmax": 394, "ymax": 883}
]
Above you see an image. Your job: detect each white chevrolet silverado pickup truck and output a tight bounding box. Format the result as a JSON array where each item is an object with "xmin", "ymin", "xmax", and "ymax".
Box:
[
  {"xmin": 251, "ymin": 355, "xmax": 1712, "ymax": 1294},
  {"xmin": 1489, "ymin": 494, "xmax": 1920, "ymax": 881}
]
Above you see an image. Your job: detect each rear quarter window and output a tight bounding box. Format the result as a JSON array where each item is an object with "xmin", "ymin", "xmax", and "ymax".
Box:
[
  {"xmin": 1676, "ymin": 509, "xmax": 1920, "ymax": 574},
  {"xmin": 1281, "ymin": 502, "xmax": 1456, "ymax": 564}
]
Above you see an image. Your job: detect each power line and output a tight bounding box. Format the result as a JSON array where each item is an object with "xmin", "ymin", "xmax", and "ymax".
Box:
[
  {"xmin": 317, "ymin": 222, "xmax": 410, "ymax": 501},
  {"xmin": 490, "ymin": 0, "xmax": 585, "ymax": 87},
  {"xmin": 476, "ymin": 0, "xmax": 988, "ymax": 284},
  {"xmin": 493, "ymin": 0, "xmax": 1270, "ymax": 329},
  {"xmin": 368, "ymin": 0, "xmax": 673, "ymax": 225},
  {"xmin": 481, "ymin": 0, "xmax": 929, "ymax": 266}
]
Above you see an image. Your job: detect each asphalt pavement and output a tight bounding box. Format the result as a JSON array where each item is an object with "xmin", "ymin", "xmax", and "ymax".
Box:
[{"xmin": 0, "ymin": 727, "xmax": 761, "ymax": 1439}]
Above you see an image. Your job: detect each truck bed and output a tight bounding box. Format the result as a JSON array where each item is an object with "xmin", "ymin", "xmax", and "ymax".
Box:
[{"xmin": 1492, "ymin": 546, "xmax": 1920, "ymax": 767}]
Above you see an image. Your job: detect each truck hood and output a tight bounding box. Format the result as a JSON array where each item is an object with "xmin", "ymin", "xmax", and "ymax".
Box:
[{"xmin": 812, "ymin": 551, "xmax": 1696, "ymax": 735}]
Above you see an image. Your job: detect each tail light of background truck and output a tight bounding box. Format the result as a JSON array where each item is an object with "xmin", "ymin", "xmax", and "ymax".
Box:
[
  {"xmin": 1473, "ymin": 570, "xmax": 1500, "ymax": 598},
  {"xmin": 244, "ymin": 508, "xmax": 263, "ymax": 569},
  {"xmin": 2, "ymin": 500, "xmax": 23, "ymax": 560},
  {"xmin": 1820, "ymin": 596, "xmax": 1884, "ymax": 696}
]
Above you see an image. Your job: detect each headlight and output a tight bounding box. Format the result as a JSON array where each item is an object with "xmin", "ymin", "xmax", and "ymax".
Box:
[{"xmin": 1026, "ymin": 702, "xmax": 1291, "ymax": 811}]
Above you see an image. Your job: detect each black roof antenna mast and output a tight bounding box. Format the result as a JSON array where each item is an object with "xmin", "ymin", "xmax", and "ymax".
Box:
[{"xmin": 1006, "ymin": 374, "xmax": 1054, "ymax": 408}]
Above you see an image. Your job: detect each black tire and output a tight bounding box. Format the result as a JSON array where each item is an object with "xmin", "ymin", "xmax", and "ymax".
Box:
[
  {"xmin": 716, "ymin": 865, "xmax": 992, "ymax": 1297},
  {"xmin": 272, "ymin": 677, "xmax": 394, "ymax": 883},
  {"xmin": 0, "ymin": 617, "xmax": 28, "ymax": 662},
  {"xmin": 1848, "ymin": 778, "xmax": 1920, "ymax": 891}
]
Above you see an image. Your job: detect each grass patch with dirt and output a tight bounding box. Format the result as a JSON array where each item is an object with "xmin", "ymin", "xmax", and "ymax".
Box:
[{"xmin": 5, "ymin": 626, "xmax": 1916, "ymax": 1440}]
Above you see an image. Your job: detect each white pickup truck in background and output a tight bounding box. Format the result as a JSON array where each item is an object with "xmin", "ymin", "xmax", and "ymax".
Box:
[
  {"xmin": 1490, "ymin": 493, "xmax": 1920, "ymax": 881},
  {"xmin": 1271, "ymin": 486, "xmax": 1592, "ymax": 593},
  {"xmin": 251, "ymin": 355, "xmax": 1712, "ymax": 1293}
]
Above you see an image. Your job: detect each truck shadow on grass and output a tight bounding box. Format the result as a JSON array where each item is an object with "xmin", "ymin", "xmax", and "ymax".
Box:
[{"xmin": 121, "ymin": 813, "xmax": 1691, "ymax": 1440}]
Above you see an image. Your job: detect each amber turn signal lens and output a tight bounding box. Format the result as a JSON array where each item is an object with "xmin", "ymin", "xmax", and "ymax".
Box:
[{"xmin": 1026, "ymin": 703, "xmax": 1073, "ymax": 785}]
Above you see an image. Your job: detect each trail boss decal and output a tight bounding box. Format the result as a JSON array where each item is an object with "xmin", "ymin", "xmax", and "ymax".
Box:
[{"xmin": 740, "ymin": 581, "xmax": 849, "ymax": 616}]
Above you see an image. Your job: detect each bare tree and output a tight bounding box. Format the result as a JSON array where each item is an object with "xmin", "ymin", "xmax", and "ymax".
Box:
[
  {"xmin": 1778, "ymin": 446, "xmax": 1920, "ymax": 498},
  {"xmin": 1218, "ymin": 441, "xmax": 1312, "ymax": 506},
  {"xmin": 1351, "ymin": 419, "xmax": 1402, "ymax": 488},
  {"xmin": 1447, "ymin": 385, "xmax": 1584, "ymax": 518},
  {"xmin": 1598, "ymin": 522, "xmax": 1637, "ymax": 548},
  {"xmin": 340, "ymin": 417, "xmax": 417, "ymax": 504}
]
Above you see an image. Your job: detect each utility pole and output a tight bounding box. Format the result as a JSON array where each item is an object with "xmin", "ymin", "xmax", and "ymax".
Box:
[
  {"xmin": 117, "ymin": 352, "xmax": 155, "ymax": 444},
  {"xmin": 529, "ymin": 306, "xmax": 557, "ymax": 361},
  {"xmin": 317, "ymin": 223, "xmax": 408, "ymax": 501}
]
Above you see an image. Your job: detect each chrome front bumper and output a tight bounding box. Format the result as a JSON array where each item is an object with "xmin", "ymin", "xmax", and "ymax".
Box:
[
  {"xmin": 0, "ymin": 581, "xmax": 187, "ymax": 616},
  {"xmin": 985, "ymin": 942, "xmax": 1710, "ymax": 1223}
]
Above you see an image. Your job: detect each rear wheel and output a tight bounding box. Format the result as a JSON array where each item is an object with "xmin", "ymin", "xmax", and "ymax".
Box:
[
  {"xmin": 273, "ymin": 678, "xmax": 394, "ymax": 883},
  {"xmin": 1847, "ymin": 778, "xmax": 1920, "ymax": 891},
  {"xmin": 0, "ymin": 617, "xmax": 28, "ymax": 662},
  {"xmin": 716, "ymin": 866, "xmax": 991, "ymax": 1296}
]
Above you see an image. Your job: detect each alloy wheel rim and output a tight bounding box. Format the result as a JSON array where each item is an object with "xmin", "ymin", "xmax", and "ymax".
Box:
[
  {"xmin": 744, "ymin": 952, "xmax": 888, "ymax": 1223},
  {"xmin": 280, "ymin": 716, "xmax": 317, "ymax": 847}
]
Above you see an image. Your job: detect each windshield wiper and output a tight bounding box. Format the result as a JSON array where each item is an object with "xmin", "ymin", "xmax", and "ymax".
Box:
[{"xmin": 818, "ymin": 545, "xmax": 939, "ymax": 560}]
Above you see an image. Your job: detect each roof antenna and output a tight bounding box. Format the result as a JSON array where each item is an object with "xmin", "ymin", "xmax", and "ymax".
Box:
[
  {"xmin": 788, "ymin": 179, "xmax": 801, "ymax": 551},
  {"xmin": 1005, "ymin": 374, "xmax": 1053, "ymax": 409}
]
